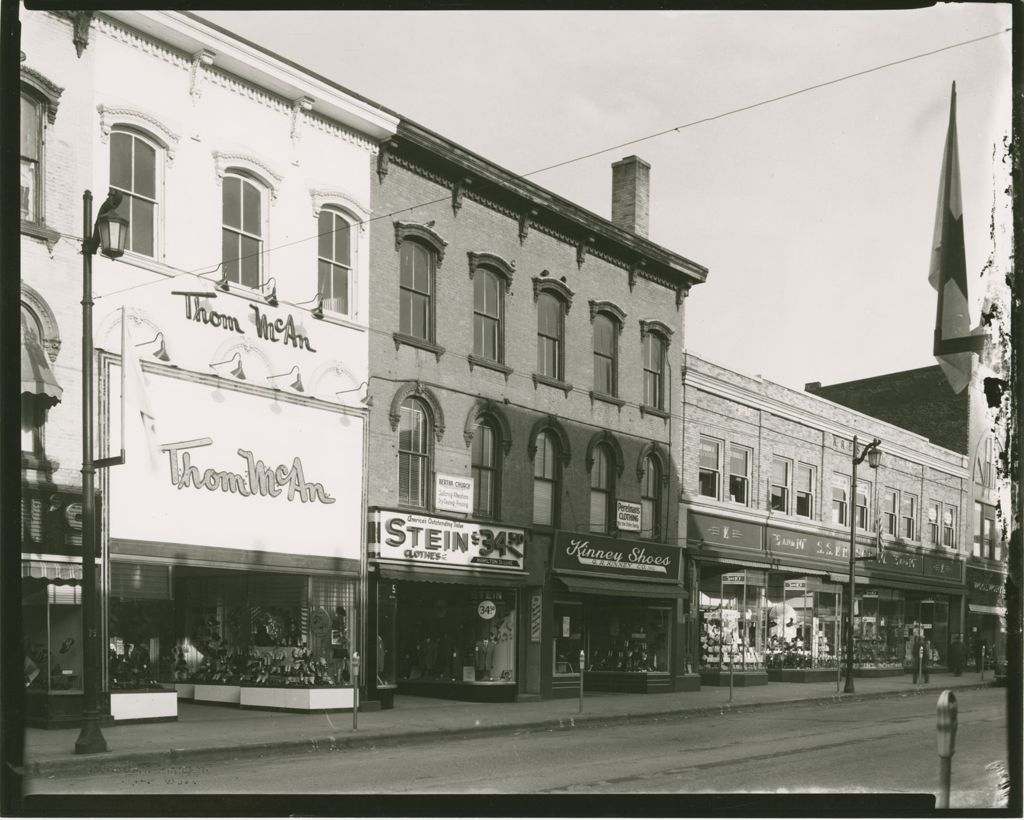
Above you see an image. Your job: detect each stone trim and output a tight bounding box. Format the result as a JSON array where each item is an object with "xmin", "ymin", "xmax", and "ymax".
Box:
[{"xmin": 388, "ymin": 381, "xmax": 445, "ymax": 442}]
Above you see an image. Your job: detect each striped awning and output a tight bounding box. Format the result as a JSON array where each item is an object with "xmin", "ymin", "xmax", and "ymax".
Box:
[
  {"xmin": 22, "ymin": 560, "xmax": 82, "ymax": 584},
  {"xmin": 968, "ymin": 603, "xmax": 1006, "ymax": 617},
  {"xmin": 21, "ymin": 315, "xmax": 62, "ymax": 406}
]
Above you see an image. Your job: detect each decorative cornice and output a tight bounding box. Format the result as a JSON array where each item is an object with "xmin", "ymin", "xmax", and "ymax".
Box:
[
  {"xmin": 377, "ymin": 140, "xmax": 392, "ymax": 184},
  {"xmin": 518, "ymin": 209, "xmax": 536, "ymax": 244},
  {"xmin": 98, "ymin": 104, "xmax": 181, "ymax": 164},
  {"xmin": 588, "ymin": 299, "xmax": 626, "ymax": 327},
  {"xmin": 393, "ymin": 221, "xmax": 447, "ymax": 264},
  {"xmin": 463, "ymin": 399, "xmax": 513, "ymax": 455},
  {"xmin": 676, "ymin": 283, "xmax": 690, "ymax": 308},
  {"xmin": 637, "ymin": 441, "xmax": 671, "ymax": 484},
  {"xmin": 57, "ymin": 11, "xmax": 94, "ymax": 58},
  {"xmin": 531, "ymin": 275, "xmax": 575, "ymax": 313},
  {"xmin": 527, "ymin": 415, "xmax": 572, "ymax": 466},
  {"xmin": 310, "ymin": 188, "xmax": 370, "ymax": 233},
  {"xmin": 628, "ymin": 261, "xmax": 646, "ymax": 292},
  {"xmin": 212, "ymin": 150, "xmax": 284, "ymax": 199},
  {"xmin": 189, "ymin": 49, "xmax": 215, "ymax": 104},
  {"xmin": 451, "ymin": 177, "xmax": 469, "ymax": 216},
  {"xmin": 576, "ymin": 235, "xmax": 595, "ymax": 269},
  {"xmin": 640, "ymin": 319, "xmax": 674, "ymax": 340},
  {"xmin": 20, "ymin": 67, "xmax": 63, "ymax": 123},
  {"xmin": 305, "ymin": 111, "xmax": 377, "ymax": 153},
  {"xmin": 95, "ymin": 15, "xmax": 190, "ymax": 70},
  {"xmin": 290, "ymin": 96, "xmax": 315, "ymax": 146},
  {"xmin": 388, "ymin": 381, "xmax": 445, "ymax": 442},
  {"xmin": 467, "ymin": 252, "xmax": 515, "ymax": 289}
]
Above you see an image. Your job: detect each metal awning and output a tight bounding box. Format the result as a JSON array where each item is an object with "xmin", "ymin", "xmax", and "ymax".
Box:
[
  {"xmin": 375, "ymin": 564, "xmax": 527, "ymax": 588},
  {"xmin": 21, "ymin": 316, "xmax": 62, "ymax": 407},
  {"xmin": 968, "ymin": 603, "xmax": 1006, "ymax": 617},
  {"xmin": 555, "ymin": 573, "xmax": 688, "ymax": 600},
  {"xmin": 22, "ymin": 560, "xmax": 82, "ymax": 584}
]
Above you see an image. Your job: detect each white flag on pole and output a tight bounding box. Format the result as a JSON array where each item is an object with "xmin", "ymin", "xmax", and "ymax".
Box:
[{"xmin": 123, "ymin": 320, "xmax": 162, "ymax": 469}]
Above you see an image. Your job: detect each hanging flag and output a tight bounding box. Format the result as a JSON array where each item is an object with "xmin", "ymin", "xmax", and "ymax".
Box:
[
  {"xmin": 123, "ymin": 316, "xmax": 162, "ymax": 469},
  {"xmin": 928, "ymin": 82, "xmax": 979, "ymax": 394}
]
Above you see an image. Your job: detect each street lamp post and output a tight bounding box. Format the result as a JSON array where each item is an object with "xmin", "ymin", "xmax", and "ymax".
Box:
[
  {"xmin": 843, "ymin": 435, "xmax": 881, "ymax": 695},
  {"xmin": 75, "ymin": 190, "xmax": 128, "ymax": 755}
]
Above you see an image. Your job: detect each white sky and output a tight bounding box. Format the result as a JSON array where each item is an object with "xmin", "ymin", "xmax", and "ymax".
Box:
[{"xmin": 200, "ymin": 6, "xmax": 1012, "ymax": 390}]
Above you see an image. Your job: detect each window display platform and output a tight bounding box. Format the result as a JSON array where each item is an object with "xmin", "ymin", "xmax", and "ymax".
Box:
[
  {"xmin": 583, "ymin": 671, "xmax": 671, "ymax": 694},
  {"xmin": 397, "ymin": 680, "xmax": 517, "ymax": 702},
  {"xmin": 699, "ymin": 669, "xmax": 769, "ymax": 687},
  {"xmin": 239, "ymin": 685, "xmax": 354, "ymax": 712},
  {"xmin": 110, "ymin": 689, "xmax": 178, "ymax": 723},
  {"xmin": 766, "ymin": 668, "xmax": 840, "ymax": 683},
  {"xmin": 857, "ymin": 665, "xmax": 911, "ymax": 678}
]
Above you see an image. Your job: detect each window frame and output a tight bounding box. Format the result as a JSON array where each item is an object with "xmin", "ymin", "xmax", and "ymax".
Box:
[
  {"xmin": 901, "ymin": 492, "xmax": 918, "ymax": 541},
  {"xmin": 20, "ymin": 90, "xmax": 44, "ymax": 226},
  {"xmin": 698, "ymin": 436, "xmax": 722, "ymax": 500},
  {"xmin": 397, "ymin": 397, "xmax": 432, "ymax": 510},
  {"xmin": 317, "ymin": 207, "xmax": 354, "ymax": 318},
  {"xmin": 109, "ymin": 126, "xmax": 163, "ymax": 259},
  {"xmin": 882, "ymin": 487, "xmax": 898, "ymax": 536},
  {"xmin": 832, "ymin": 474, "xmax": 849, "ymax": 527},
  {"xmin": 770, "ymin": 455, "xmax": 792, "ymax": 515},
  {"xmin": 642, "ymin": 331, "xmax": 668, "ymax": 411},
  {"xmin": 640, "ymin": 455, "xmax": 662, "ymax": 540},
  {"xmin": 473, "ymin": 267, "xmax": 504, "ymax": 364},
  {"xmin": 471, "ymin": 416, "xmax": 500, "ymax": 519},
  {"xmin": 855, "ymin": 479, "xmax": 871, "ymax": 531},
  {"xmin": 941, "ymin": 504, "xmax": 957, "ymax": 549},
  {"xmin": 589, "ymin": 443, "xmax": 615, "ymax": 535},
  {"xmin": 927, "ymin": 500, "xmax": 941, "ymax": 546},
  {"xmin": 221, "ymin": 170, "xmax": 267, "ymax": 290},
  {"xmin": 592, "ymin": 312, "xmax": 619, "ymax": 397},
  {"xmin": 728, "ymin": 445, "xmax": 751, "ymax": 506},
  {"xmin": 795, "ymin": 462, "xmax": 815, "ymax": 519},
  {"xmin": 532, "ymin": 430, "xmax": 561, "ymax": 527},
  {"xmin": 536, "ymin": 292, "xmax": 566, "ymax": 382}
]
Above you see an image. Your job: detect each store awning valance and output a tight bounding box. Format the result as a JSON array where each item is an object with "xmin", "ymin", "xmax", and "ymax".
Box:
[
  {"xmin": 556, "ymin": 573, "xmax": 688, "ymax": 600},
  {"xmin": 376, "ymin": 564, "xmax": 527, "ymax": 588},
  {"xmin": 22, "ymin": 560, "xmax": 81, "ymax": 584},
  {"xmin": 968, "ymin": 603, "xmax": 1006, "ymax": 617},
  {"xmin": 21, "ymin": 317, "xmax": 62, "ymax": 407}
]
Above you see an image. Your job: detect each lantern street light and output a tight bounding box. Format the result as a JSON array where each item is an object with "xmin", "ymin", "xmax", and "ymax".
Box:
[
  {"xmin": 843, "ymin": 435, "xmax": 882, "ymax": 695},
  {"xmin": 75, "ymin": 189, "xmax": 128, "ymax": 755}
]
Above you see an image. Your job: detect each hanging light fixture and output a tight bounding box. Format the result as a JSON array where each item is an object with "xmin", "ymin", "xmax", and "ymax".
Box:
[
  {"xmin": 259, "ymin": 277, "xmax": 278, "ymax": 307},
  {"xmin": 95, "ymin": 189, "xmax": 128, "ymax": 259},
  {"xmin": 136, "ymin": 332, "xmax": 170, "ymax": 362},
  {"xmin": 209, "ymin": 352, "xmax": 246, "ymax": 381},
  {"xmin": 267, "ymin": 365, "xmax": 304, "ymax": 393}
]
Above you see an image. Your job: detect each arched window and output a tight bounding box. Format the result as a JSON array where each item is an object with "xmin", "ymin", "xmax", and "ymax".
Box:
[
  {"xmin": 318, "ymin": 208, "xmax": 352, "ymax": 316},
  {"xmin": 537, "ymin": 292, "xmax": 565, "ymax": 380},
  {"xmin": 400, "ymin": 241, "xmax": 435, "ymax": 341},
  {"xmin": 398, "ymin": 397, "xmax": 431, "ymax": 508},
  {"xmin": 222, "ymin": 171, "xmax": 265, "ymax": 289},
  {"xmin": 589, "ymin": 444, "xmax": 614, "ymax": 534},
  {"xmin": 642, "ymin": 331, "xmax": 667, "ymax": 410},
  {"xmin": 110, "ymin": 127, "xmax": 160, "ymax": 258},
  {"xmin": 472, "ymin": 417, "xmax": 499, "ymax": 518},
  {"xmin": 640, "ymin": 456, "xmax": 661, "ymax": 539},
  {"xmin": 533, "ymin": 430, "xmax": 559, "ymax": 526},
  {"xmin": 473, "ymin": 269, "xmax": 503, "ymax": 363}
]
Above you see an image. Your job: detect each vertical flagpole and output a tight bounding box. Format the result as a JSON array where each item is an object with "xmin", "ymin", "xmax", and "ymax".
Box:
[{"xmin": 120, "ymin": 307, "xmax": 126, "ymax": 458}]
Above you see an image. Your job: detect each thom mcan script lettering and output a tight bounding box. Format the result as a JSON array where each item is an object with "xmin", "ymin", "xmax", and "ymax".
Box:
[{"xmin": 160, "ymin": 438, "xmax": 335, "ymax": 504}]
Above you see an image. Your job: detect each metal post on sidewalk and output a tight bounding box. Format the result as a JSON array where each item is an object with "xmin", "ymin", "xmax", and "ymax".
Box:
[
  {"xmin": 918, "ymin": 645, "xmax": 924, "ymax": 686},
  {"xmin": 980, "ymin": 648, "xmax": 986, "ymax": 681},
  {"xmin": 578, "ymin": 649, "xmax": 585, "ymax": 714},
  {"xmin": 836, "ymin": 649, "xmax": 841, "ymax": 694},
  {"xmin": 351, "ymin": 651, "xmax": 360, "ymax": 732},
  {"xmin": 728, "ymin": 647, "xmax": 734, "ymax": 704},
  {"xmin": 936, "ymin": 690, "xmax": 958, "ymax": 809}
]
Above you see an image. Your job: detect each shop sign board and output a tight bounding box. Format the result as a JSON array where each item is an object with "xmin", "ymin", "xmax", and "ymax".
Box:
[
  {"xmin": 766, "ymin": 526, "xmax": 871, "ymax": 563},
  {"xmin": 923, "ymin": 555, "xmax": 964, "ymax": 583},
  {"xmin": 368, "ymin": 509, "xmax": 526, "ymax": 572},
  {"xmin": 615, "ymin": 500, "xmax": 642, "ymax": 532},
  {"xmin": 108, "ymin": 370, "xmax": 362, "ymax": 561},
  {"xmin": 687, "ymin": 511, "xmax": 762, "ymax": 551},
  {"xmin": 966, "ymin": 566, "xmax": 1005, "ymax": 605},
  {"xmin": 21, "ymin": 486, "xmax": 90, "ymax": 557},
  {"xmin": 435, "ymin": 473, "xmax": 473, "ymax": 514},
  {"xmin": 873, "ymin": 550, "xmax": 923, "ymax": 576},
  {"xmin": 530, "ymin": 594, "xmax": 542, "ymax": 643},
  {"xmin": 784, "ymin": 579, "xmax": 807, "ymax": 591},
  {"xmin": 552, "ymin": 531, "xmax": 681, "ymax": 582}
]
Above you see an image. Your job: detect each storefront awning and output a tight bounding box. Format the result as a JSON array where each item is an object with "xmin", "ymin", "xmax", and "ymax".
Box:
[
  {"xmin": 556, "ymin": 574, "xmax": 688, "ymax": 600},
  {"xmin": 21, "ymin": 318, "xmax": 62, "ymax": 407},
  {"xmin": 22, "ymin": 560, "xmax": 81, "ymax": 584},
  {"xmin": 375, "ymin": 564, "xmax": 526, "ymax": 588},
  {"xmin": 969, "ymin": 603, "xmax": 1006, "ymax": 617}
]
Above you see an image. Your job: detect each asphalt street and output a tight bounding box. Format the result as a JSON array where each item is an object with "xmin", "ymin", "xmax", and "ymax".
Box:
[{"xmin": 26, "ymin": 687, "xmax": 1007, "ymax": 808}]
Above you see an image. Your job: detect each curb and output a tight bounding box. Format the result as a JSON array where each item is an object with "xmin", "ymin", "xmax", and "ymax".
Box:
[{"xmin": 26, "ymin": 681, "xmax": 993, "ymax": 778}]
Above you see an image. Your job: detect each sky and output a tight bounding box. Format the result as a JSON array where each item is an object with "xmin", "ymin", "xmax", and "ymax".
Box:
[{"xmin": 200, "ymin": 6, "xmax": 1013, "ymax": 391}]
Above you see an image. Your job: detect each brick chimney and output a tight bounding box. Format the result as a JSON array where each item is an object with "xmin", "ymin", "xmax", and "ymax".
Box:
[{"xmin": 611, "ymin": 155, "xmax": 650, "ymax": 237}]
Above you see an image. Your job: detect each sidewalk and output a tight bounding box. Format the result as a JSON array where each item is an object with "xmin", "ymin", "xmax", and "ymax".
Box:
[{"xmin": 23, "ymin": 670, "xmax": 997, "ymax": 777}]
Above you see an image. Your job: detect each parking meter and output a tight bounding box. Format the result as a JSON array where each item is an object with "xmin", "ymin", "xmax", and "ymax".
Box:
[
  {"xmin": 936, "ymin": 690, "xmax": 958, "ymax": 757},
  {"xmin": 578, "ymin": 649, "xmax": 585, "ymax": 714},
  {"xmin": 351, "ymin": 651, "xmax": 360, "ymax": 731}
]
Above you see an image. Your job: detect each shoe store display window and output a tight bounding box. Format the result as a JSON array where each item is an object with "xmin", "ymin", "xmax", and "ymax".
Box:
[
  {"xmin": 23, "ymin": 579, "xmax": 86, "ymax": 729},
  {"xmin": 391, "ymin": 582, "xmax": 518, "ymax": 701},
  {"xmin": 698, "ymin": 569, "xmax": 767, "ymax": 671}
]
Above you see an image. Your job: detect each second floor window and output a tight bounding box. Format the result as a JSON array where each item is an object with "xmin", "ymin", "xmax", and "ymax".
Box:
[
  {"xmin": 533, "ymin": 431, "xmax": 559, "ymax": 526},
  {"xmin": 399, "ymin": 241, "xmax": 434, "ymax": 340},
  {"xmin": 640, "ymin": 456, "xmax": 661, "ymax": 539},
  {"xmin": 942, "ymin": 505, "xmax": 956, "ymax": 548},
  {"xmin": 592, "ymin": 313, "xmax": 617, "ymax": 395},
  {"xmin": 901, "ymin": 493, "xmax": 917, "ymax": 540},
  {"xmin": 832, "ymin": 475, "xmax": 849, "ymax": 526},
  {"xmin": 398, "ymin": 397, "xmax": 430, "ymax": 509},
  {"xmin": 20, "ymin": 92, "xmax": 42, "ymax": 223},
  {"xmin": 729, "ymin": 446, "xmax": 750, "ymax": 505},
  {"xmin": 110, "ymin": 128, "xmax": 158, "ymax": 257},
  {"xmin": 855, "ymin": 480, "xmax": 871, "ymax": 531},
  {"xmin": 537, "ymin": 293, "xmax": 564, "ymax": 380},
  {"xmin": 222, "ymin": 173, "xmax": 263, "ymax": 289},
  {"xmin": 318, "ymin": 209, "xmax": 351, "ymax": 315},
  {"xmin": 796, "ymin": 463, "xmax": 815, "ymax": 519},
  {"xmin": 473, "ymin": 269, "xmax": 502, "ymax": 362},
  {"xmin": 642, "ymin": 333, "xmax": 666, "ymax": 409},
  {"xmin": 698, "ymin": 437, "xmax": 721, "ymax": 499},
  {"xmin": 883, "ymin": 488, "xmax": 898, "ymax": 536},
  {"xmin": 928, "ymin": 500, "xmax": 941, "ymax": 545},
  {"xmin": 770, "ymin": 456, "xmax": 791, "ymax": 514},
  {"xmin": 589, "ymin": 444, "xmax": 614, "ymax": 534},
  {"xmin": 471, "ymin": 418, "xmax": 498, "ymax": 518}
]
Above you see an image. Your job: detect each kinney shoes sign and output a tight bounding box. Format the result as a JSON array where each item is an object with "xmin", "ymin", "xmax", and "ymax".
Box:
[{"xmin": 552, "ymin": 532, "xmax": 681, "ymax": 582}]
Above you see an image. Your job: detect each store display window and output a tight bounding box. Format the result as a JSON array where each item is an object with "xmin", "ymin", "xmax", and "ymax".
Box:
[
  {"xmin": 395, "ymin": 584, "xmax": 517, "ymax": 684},
  {"xmin": 763, "ymin": 578, "xmax": 841, "ymax": 669},
  {"xmin": 377, "ymin": 584, "xmax": 397, "ymax": 686},
  {"xmin": 851, "ymin": 588, "xmax": 905, "ymax": 668},
  {"xmin": 586, "ymin": 601, "xmax": 670, "ymax": 673},
  {"xmin": 553, "ymin": 600, "xmax": 583, "ymax": 675},
  {"xmin": 23, "ymin": 580, "xmax": 83, "ymax": 692},
  {"xmin": 698, "ymin": 570, "xmax": 767, "ymax": 670}
]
